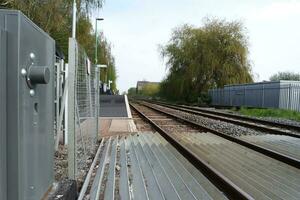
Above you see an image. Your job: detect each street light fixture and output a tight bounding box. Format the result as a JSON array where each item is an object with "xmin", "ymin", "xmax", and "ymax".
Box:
[
  {"xmin": 97, "ymin": 64, "xmax": 107, "ymax": 69},
  {"xmin": 97, "ymin": 64, "xmax": 107, "ymax": 91},
  {"xmin": 108, "ymin": 80, "xmax": 113, "ymax": 90},
  {"xmin": 95, "ymin": 18, "xmax": 104, "ymax": 64},
  {"xmin": 72, "ymin": 0, "xmax": 77, "ymax": 38}
]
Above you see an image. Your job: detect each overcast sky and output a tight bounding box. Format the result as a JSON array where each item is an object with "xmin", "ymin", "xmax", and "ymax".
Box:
[{"xmin": 94, "ymin": 0, "xmax": 300, "ymax": 93}]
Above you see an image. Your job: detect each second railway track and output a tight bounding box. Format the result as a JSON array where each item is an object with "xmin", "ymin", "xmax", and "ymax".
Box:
[
  {"xmin": 143, "ymin": 100, "xmax": 300, "ymax": 161},
  {"xmin": 130, "ymin": 101, "xmax": 300, "ymax": 200},
  {"xmin": 149, "ymin": 100, "xmax": 300, "ymax": 138}
]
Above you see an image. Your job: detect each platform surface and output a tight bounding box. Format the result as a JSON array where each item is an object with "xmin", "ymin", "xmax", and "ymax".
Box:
[
  {"xmin": 99, "ymin": 118, "xmax": 137, "ymax": 137},
  {"xmin": 99, "ymin": 95, "xmax": 129, "ymax": 118}
]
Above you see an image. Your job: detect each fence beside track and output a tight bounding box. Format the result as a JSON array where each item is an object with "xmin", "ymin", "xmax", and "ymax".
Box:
[{"xmin": 209, "ymin": 81, "xmax": 300, "ymax": 111}]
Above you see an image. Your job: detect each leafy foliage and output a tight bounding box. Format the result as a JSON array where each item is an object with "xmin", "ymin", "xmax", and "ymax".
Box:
[
  {"xmin": 269, "ymin": 71, "xmax": 300, "ymax": 81},
  {"xmin": 1, "ymin": 0, "xmax": 117, "ymax": 91},
  {"xmin": 238, "ymin": 107, "xmax": 300, "ymax": 122},
  {"xmin": 127, "ymin": 87, "xmax": 137, "ymax": 96},
  {"xmin": 160, "ymin": 18, "xmax": 253, "ymax": 102},
  {"xmin": 139, "ymin": 83, "xmax": 160, "ymax": 97},
  {"xmin": 127, "ymin": 83, "xmax": 160, "ymax": 97},
  {"xmin": 97, "ymin": 34, "xmax": 117, "ymax": 92}
]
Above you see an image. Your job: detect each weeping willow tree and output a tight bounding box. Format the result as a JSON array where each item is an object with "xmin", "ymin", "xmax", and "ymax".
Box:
[{"xmin": 160, "ymin": 17, "xmax": 253, "ymax": 102}]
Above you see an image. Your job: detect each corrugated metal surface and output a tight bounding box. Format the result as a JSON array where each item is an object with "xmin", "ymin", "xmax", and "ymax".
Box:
[
  {"xmin": 173, "ymin": 131, "xmax": 300, "ymax": 199},
  {"xmin": 0, "ymin": 28, "xmax": 7, "ymax": 200},
  {"xmin": 88, "ymin": 132, "xmax": 227, "ymax": 200},
  {"xmin": 279, "ymin": 82, "xmax": 300, "ymax": 111},
  {"xmin": 240, "ymin": 135, "xmax": 300, "ymax": 160},
  {"xmin": 209, "ymin": 81, "xmax": 300, "ymax": 111}
]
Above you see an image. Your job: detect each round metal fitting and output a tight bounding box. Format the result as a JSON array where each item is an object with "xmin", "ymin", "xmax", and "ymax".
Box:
[
  {"xmin": 21, "ymin": 68, "xmax": 27, "ymax": 76},
  {"xmin": 28, "ymin": 66, "xmax": 51, "ymax": 84},
  {"xmin": 29, "ymin": 53, "xmax": 35, "ymax": 60},
  {"xmin": 29, "ymin": 89, "xmax": 35, "ymax": 97}
]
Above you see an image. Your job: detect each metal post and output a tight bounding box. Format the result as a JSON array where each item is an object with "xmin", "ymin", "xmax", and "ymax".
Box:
[
  {"xmin": 95, "ymin": 18, "xmax": 103, "ymax": 141},
  {"xmin": 72, "ymin": 0, "xmax": 77, "ymax": 38},
  {"xmin": 289, "ymin": 84, "xmax": 292, "ymax": 110},
  {"xmin": 0, "ymin": 29, "xmax": 7, "ymax": 200},
  {"xmin": 95, "ymin": 18, "xmax": 104, "ymax": 64},
  {"xmin": 64, "ymin": 63, "xmax": 69, "ymax": 144},
  {"xmin": 55, "ymin": 62, "xmax": 60, "ymax": 134},
  {"xmin": 96, "ymin": 66, "xmax": 100, "ymax": 140},
  {"xmin": 95, "ymin": 21, "xmax": 98, "ymax": 64},
  {"xmin": 68, "ymin": 38, "xmax": 77, "ymax": 179},
  {"xmin": 262, "ymin": 84, "xmax": 265, "ymax": 107}
]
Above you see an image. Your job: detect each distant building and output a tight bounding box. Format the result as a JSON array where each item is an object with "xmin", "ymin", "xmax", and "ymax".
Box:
[{"xmin": 136, "ymin": 81, "xmax": 160, "ymax": 94}]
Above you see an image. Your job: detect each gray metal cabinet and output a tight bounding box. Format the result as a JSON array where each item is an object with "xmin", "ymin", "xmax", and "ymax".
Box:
[
  {"xmin": 0, "ymin": 10, "xmax": 55, "ymax": 200},
  {"xmin": 0, "ymin": 28, "xmax": 7, "ymax": 200}
]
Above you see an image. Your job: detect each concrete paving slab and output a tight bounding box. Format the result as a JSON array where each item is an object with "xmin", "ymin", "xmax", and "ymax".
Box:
[{"xmin": 99, "ymin": 118, "xmax": 137, "ymax": 138}]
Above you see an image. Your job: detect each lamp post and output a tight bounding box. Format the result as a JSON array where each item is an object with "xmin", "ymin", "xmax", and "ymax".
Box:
[
  {"xmin": 72, "ymin": 0, "xmax": 77, "ymax": 38},
  {"xmin": 96, "ymin": 64, "xmax": 107, "ymax": 141},
  {"xmin": 95, "ymin": 18, "xmax": 104, "ymax": 141},
  {"xmin": 95, "ymin": 18, "xmax": 104, "ymax": 64}
]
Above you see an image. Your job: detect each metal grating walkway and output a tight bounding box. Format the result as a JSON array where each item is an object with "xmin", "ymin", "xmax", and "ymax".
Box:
[{"xmin": 88, "ymin": 132, "xmax": 227, "ymax": 200}]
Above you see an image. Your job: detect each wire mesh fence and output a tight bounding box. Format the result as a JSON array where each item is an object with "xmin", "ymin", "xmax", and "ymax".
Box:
[
  {"xmin": 67, "ymin": 38, "xmax": 99, "ymax": 182},
  {"xmin": 75, "ymin": 43, "xmax": 99, "ymax": 182}
]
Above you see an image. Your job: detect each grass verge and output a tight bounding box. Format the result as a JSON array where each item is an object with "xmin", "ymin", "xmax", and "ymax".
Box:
[{"xmin": 236, "ymin": 107, "xmax": 300, "ymax": 122}]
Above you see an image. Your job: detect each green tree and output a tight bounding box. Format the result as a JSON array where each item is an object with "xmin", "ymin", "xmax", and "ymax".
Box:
[
  {"xmin": 160, "ymin": 17, "xmax": 253, "ymax": 102},
  {"xmin": 139, "ymin": 83, "xmax": 160, "ymax": 97},
  {"xmin": 1, "ymin": 0, "xmax": 118, "ymax": 91},
  {"xmin": 127, "ymin": 87, "xmax": 137, "ymax": 96},
  {"xmin": 98, "ymin": 35, "xmax": 118, "ymax": 92},
  {"xmin": 0, "ymin": 0, "xmax": 103, "ymax": 58},
  {"xmin": 269, "ymin": 71, "xmax": 300, "ymax": 81}
]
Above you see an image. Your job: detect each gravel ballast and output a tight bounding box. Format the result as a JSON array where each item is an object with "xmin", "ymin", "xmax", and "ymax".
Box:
[{"xmin": 148, "ymin": 103, "xmax": 265, "ymax": 137}]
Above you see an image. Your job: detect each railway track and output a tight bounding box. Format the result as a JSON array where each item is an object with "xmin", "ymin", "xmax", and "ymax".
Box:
[
  {"xmin": 148, "ymin": 100, "xmax": 300, "ymax": 138},
  {"xmin": 144, "ymin": 100, "xmax": 300, "ymax": 161},
  {"xmin": 139, "ymin": 101, "xmax": 300, "ymax": 165},
  {"xmin": 130, "ymin": 101, "xmax": 300, "ymax": 200}
]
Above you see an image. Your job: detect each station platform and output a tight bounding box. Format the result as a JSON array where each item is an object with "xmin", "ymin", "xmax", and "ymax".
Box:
[
  {"xmin": 81, "ymin": 99, "xmax": 225, "ymax": 199},
  {"xmin": 99, "ymin": 95, "xmax": 136, "ymax": 137},
  {"xmin": 99, "ymin": 95, "xmax": 132, "ymax": 118}
]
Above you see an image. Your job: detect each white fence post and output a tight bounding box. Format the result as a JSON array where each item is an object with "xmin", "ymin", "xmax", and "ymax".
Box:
[{"xmin": 67, "ymin": 38, "xmax": 77, "ymax": 179}]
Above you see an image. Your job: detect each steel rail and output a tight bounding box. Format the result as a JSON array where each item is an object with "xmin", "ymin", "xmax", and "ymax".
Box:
[
  {"xmin": 130, "ymin": 103, "xmax": 254, "ymax": 200},
  {"xmin": 78, "ymin": 140, "xmax": 104, "ymax": 200},
  {"xmin": 139, "ymin": 101, "xmax": 300, "ymax": 170},
  {"xmin": 150, "ymin": 100, "xmax": 300, "ymax": 138}
]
